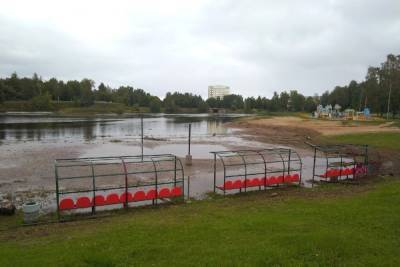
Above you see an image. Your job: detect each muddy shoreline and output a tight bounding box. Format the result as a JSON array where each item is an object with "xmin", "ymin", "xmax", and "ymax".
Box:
[{"xmin": 3, "ymin": 115, "xmax": 396, "ymax": 211}]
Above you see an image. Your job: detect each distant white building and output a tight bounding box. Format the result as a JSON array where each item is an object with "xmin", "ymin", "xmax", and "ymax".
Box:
[{"xmin": 208, "ymin": 85, "xmax": 230, "ymax": 99}]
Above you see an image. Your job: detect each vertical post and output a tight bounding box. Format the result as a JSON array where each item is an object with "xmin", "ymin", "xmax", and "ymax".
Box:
[
  {"xmin": 55, "ymin": 162, "xmax": 60, "ymax": 221},
  {"xmin": 174, "ymin": 156, "xmax": 177, "ymax": 187},
  {"xmin": 121, "ymin": 158, "xmax": 129, "ymax": 209},
  {"xmin": 186, "ymin": 123, "xmax": 192, "ymax": 166},
  {"xmin": 141, "ymin": 115, "xmax": 144, "ymax": 161},
  {"xmin": 213, "ymin": 153, "xmax": 217, "ymax": 193},
  {"xmin": 188, "ymin": 123, "xmax": 191, "ymax": 155},
  {"xmin": 325, "ymin": 153, "xmax": 329, "ymax": 182},
  {"xmin": 339, "ymin": 154, "xmax": 343, "ymax": 180},
  {"xmin": 287, "ymin": 149, "xmax": 291, "ymax": 182},
  {"xmin": 90, "ymin": 161, "xmax": 96, "ymax": 214},
  {"xmin": 187, "ymin": 175, "xmax": 190, "ymax": 201},
  {"xmin": 365, "ymin": 145, "xmax": 369, "ymax": 176},
  {"xmin": 312, "ymin": 147, "xmax": 317, "ymax": 188}
]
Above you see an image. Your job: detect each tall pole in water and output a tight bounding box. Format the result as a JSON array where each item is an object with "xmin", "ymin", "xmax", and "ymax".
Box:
[
  {"xmin": 186, "ymin": 123, "xmax": 192, "ymax": 165},
  {"xmin": 141, "ymin": 114, "xmax": 144, "ymax": 160},
  {"xmin": 188, "ymin": 123, "xmax": 191, "ymax": 155}
]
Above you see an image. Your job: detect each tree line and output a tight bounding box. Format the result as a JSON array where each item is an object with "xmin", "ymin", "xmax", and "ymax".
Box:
[
  {"xmin": 0, "ymin": 73, "xmax": 318, "ymax": 113},
  {"xmin": 320, "ymin": 54, "xmax": 400, "ymax": 117},
  {"xmin": 0, "ymin": 53, "xmax": 398, "ymax": 115}
]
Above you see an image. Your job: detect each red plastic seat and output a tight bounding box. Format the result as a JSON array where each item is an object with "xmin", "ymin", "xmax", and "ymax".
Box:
[
  {"xmin": 217, "ymin": 180, "xmax": 234, "ymax": 190},
  {"xmin": 267, "ymin": 176, "xmax": 277, "ymax": 185},
  {"xmin": 250, "ymin": 178, "xmax": 261, "ymax": 187},
  {"xmin": 232, "ymin": 179, "xmax": 243, "ymax": 189},
  {"xmin": 146, "ymin": 189, "xmax": 157, "ymax": 200},
  {"xmin": 76, "ymin": 196, "xmax": 92, "ymax": 208},
  {"xmin": 346, "ymin": 168, "xmax": 354, "ymax": 175},
  {"xmin": 224, "ymin": 181, "xmax": 234, "ymax": 190},
  {"xmin": 171, "ymin": 187, "xmax": 182, "ymax": 197},
  {"xmin": 326, "ymin": 169, "xmax": 335, "ymax": 177},
  {"xmin": 158, "ymin": 188, "xmax": 171, "ymax": 198},
  {"xmin": 284, "ymin": 175, "xmax": 292, "ymax": 183},
  {"xmin": 133, "ymin": 191, "xmax": 146, "ymax": 201},
  {"xmin": 59, "ymin": 198, "xmax": 74, "ymax": 210},
  {"xmin": 292, "ymin": 173, "xmax": 300, "ymax": 182},
  {"xmin": 120, "ymin": 192, "xmax": 133, "ymax": 203},
  {"xmin": 276, "ymin": 176, "xmax": 284, "ymax": 184},
  {"xmin": 244, "ymin": 179, "xmax": 252, "ymax": 187},
  {"xmin": 106, "ymin": 193, "xmax": 120, "ymax": 205},
  {"xmin": 94, "ymin": 195, "xmax": 106, "ymax": 206}
]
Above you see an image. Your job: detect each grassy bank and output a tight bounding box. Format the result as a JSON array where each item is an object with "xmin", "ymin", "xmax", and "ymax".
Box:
[
  {"xmin": 321, "ymin": 132, "xmax": 400, "ymax": 150},
  {"xmin": 1, "ymin": 178, "xmax": 400, "ymax": 266}
]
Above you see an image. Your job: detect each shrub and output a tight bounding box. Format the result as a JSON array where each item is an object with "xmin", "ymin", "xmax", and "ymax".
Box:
[{"xmin": 30, "ymin": 93, "xmax": 54, "ymax": 111}]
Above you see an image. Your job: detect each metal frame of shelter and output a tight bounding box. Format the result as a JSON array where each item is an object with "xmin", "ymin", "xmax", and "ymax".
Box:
[
  {"xmin": 309, "ymin": 143, "xmax": 368, "ymax": 186},
  {"xmin": 211, "ymin": 148, "xmax": 303, "ymax": 195},
  {"xmin": 55, "ymin": 154, "xmax": 184, "ymax": 220}
]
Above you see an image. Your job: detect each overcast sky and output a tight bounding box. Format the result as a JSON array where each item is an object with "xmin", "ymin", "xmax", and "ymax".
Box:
[{"xmin": 0, "ymin": 0, "xmax": 399, "ymax": 99}]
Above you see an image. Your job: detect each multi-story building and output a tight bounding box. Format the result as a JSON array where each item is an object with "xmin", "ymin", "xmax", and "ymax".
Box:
[{"xmin": 208, "ymin": 85, "xmax": 230, "ymax": 99}]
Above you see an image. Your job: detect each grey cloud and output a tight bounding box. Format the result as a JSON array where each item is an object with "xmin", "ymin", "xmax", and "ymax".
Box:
[{"xmin": 0, "ymin": 0, "xmax": 399, "ymax": 99}]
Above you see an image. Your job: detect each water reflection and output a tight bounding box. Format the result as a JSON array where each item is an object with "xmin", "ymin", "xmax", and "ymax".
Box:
[{"xmin": 0, "ymin": 114, "xmax": 244, "ymax": 142}]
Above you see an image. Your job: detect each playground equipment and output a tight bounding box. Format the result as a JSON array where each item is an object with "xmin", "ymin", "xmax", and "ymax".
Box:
[
  {"xmin": 211, "ymin": 148, "xmax": 302, "ymax": 195},
  {"xmin": 55, "ymin": 154, "xmax": 184, "ymax": 220},
  {"xmin": 314, "ymin": 105, "xmax": 371, "ymax": 120},
  {"xmin": 308, "ymin": 143, "xmax": 368, "ymax": 186}
]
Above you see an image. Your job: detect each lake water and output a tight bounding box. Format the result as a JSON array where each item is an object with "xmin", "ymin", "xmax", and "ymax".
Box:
[{"xmin": 0, "ymin": 113, "xmax": 248, "ymax": 142}]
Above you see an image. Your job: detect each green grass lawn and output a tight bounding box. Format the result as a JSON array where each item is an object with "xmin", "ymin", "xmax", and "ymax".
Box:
[
  {"xmin": 323, "ymin": 132, "xmax": 400, "ymax": 150},
  {"xmin": 1, "ymin": 179, "xmax": 400, "ymax": 266}
]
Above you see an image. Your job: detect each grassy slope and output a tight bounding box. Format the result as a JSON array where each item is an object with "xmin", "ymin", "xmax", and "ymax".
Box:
[
  {"xmin": 1, "ymin": 179, "xmax": 400, "ymax": 267},
  {"xmin": 323, "ymin": 132, "xmax": 400, "ymax": 150}
]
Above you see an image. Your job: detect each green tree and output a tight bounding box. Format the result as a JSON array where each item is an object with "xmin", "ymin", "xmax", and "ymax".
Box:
[
  {"xmin": 96, "ymin": 83, "xmax": 112, "ymax": 102},
  {"xmin": 279, "ymin": 91, "xmax": 290, "ymax": 111},
  {"xmin": 289, "ymin": 90, "xmax": 306, "ymax": 111},
  {"xmin": 79, "ymin": 79, "xmax": 95, "ymax": 106},
  {"xmin": 206, "ymin": 97, "xmax": 220, "ymax": 108},
  {"xmin": 30, "ymin": 92, "xmax": 53, "ymax": 111},
  {"xmin": 149, "ymin": 97, "xmax": 162, "ymax": 113},
  {"xmin": 0, "ymin": 81, "xmax": 5, "ymax": 104},
  {"xmin": 197, "ymin": 101, "xmax": 209, "ymax": 113},
  {"xmin": 304, "ymin": 96, "xmax": 317, "ymax": 112}
]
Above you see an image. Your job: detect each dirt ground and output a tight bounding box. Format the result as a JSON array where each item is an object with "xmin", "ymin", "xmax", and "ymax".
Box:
[
  {"xmin": 229, "ymin": 116, "xmax": 400, "ymax": 176},
  {"xmin": 228, "ymin": 116, "xmax": 400, "ymax": 148}
]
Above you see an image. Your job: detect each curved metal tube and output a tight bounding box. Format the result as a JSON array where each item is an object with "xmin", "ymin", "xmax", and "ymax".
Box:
[
  {"xmin": 254, "ymin": 150, "xmax": 267, "ymax": 189},
  {"xmin": 149, "ymin": 156, "xmax": 159, "ymax": 205}
]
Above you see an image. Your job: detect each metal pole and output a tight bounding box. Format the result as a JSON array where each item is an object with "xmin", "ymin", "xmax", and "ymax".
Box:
[
  {"xmin": 287, "ymin": 149, "xmax": 292, "ymax": 182},
  {"xmin": 55, "ymin": 162, "xmax": 60, "ymax": 221},
  {"xmin": 121, "ymin": 157, "xmax": 129, "ymax": 209},
  {"xmin": 141, "ymin": 115, "xmax": 144, "ymax": 160},
  {"xmin": 213, "ymin": 153, "xmax": 217, "ymax": 193},
  {"xmin": 185, "ymin": 123, "xmax": 192, "ymax": 166},
  {"xmin": 187, "ymin": 175, "xmax": 190, "ymax": 201},
  {"xmin": 312, "ymin": 147, "xmax": 317, "ymax": 188},
  {"xmin": 339, "ymin": 154, "xmax": 343, "ymax": 181},
  {"xmin": 188, "ymin": 123, "xmax": 191, "ymax": 155},
  {"xmin": 90, "ymin": 160, "xmax": 96, "ymax": 214},
  {"xmin": 174, "ymin": 156, "xmax": 177, "ymax": 187}
]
